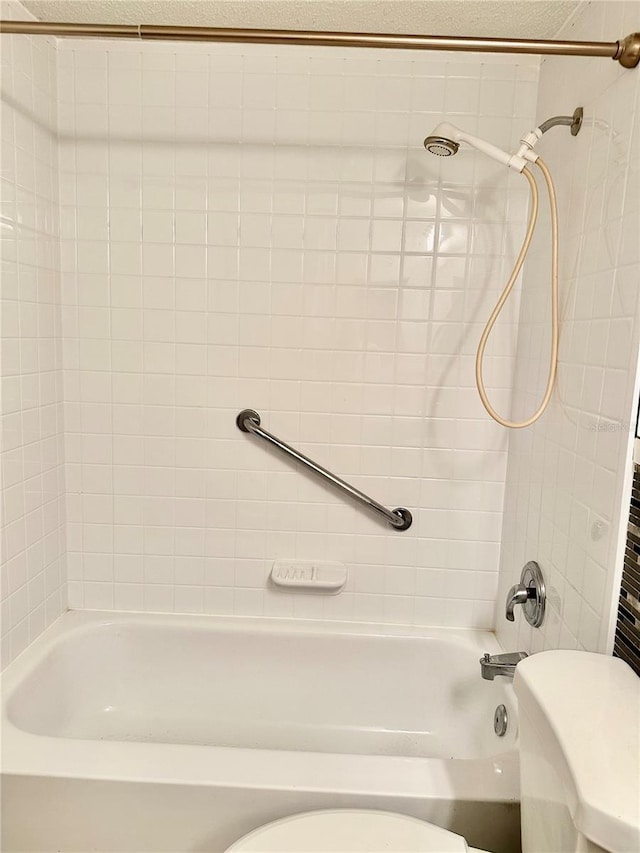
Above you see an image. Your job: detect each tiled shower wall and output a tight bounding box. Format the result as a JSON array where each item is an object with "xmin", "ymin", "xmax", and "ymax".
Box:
[
  {"xmin": 496, "ymin": 0, "xmax": 640, "ymax": 654},
  {"xmin": 0, "ymin": 0, "xmax": 66, "ymax": 666},
  {"xmin": 56, "ymin": 38, "xmax": 539, "ymax": 627}
]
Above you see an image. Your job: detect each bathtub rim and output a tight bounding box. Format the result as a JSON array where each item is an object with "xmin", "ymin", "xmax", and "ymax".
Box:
[
  {"xmin": 0, "ymin": 609, "xmax": 519, "ymax": 802},
  {"xmin": 3, "ymin": 606, "xmax": 513, "ymax": 647}
]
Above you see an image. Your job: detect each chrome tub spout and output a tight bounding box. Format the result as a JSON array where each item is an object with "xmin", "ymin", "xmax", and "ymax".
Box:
[{"xmin": 480, "ymin": 652, "xmax": 528, "ymax": 680}]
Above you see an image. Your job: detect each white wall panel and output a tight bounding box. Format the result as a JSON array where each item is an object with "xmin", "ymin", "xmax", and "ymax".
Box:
[
  {"xmin": 0, "ymin": 0, "xmax": 66, "ymax": 666},
  {"xmin": 56, "ymin": 37, "xmax": 539, "ymax": 627},
  {"xmin": 496, "ymin": 1, "xmax": 640, "ymax": 654}
]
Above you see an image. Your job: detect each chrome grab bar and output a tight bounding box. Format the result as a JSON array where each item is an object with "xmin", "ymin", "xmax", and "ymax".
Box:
[{"xmin": 236, "ymin": 409, "xmax": 413, "ymax": 531}]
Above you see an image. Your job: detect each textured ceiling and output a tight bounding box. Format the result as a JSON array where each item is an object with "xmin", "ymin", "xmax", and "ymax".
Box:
[{"xmin": 21, "ymin": 1, "xmax": 581, "ymax": 39}]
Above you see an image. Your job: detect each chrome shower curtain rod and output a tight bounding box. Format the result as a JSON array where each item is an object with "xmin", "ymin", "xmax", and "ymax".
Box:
[{"xmin": 1, "ymin": 20, "xmax": 639, "ymax": 68}]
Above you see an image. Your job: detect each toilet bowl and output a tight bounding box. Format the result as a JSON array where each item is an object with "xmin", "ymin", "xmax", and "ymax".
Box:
[
  {"xmin": 225, "ymin": 651, "xmax": 640, "ymax": 853},
  {"xmin": 225, "ymin": 809, "xmax": 489, "ymax": 852}
]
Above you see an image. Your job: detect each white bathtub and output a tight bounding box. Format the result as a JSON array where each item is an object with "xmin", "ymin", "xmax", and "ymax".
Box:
[{"xmin": 1, "ymin": 611, "xmax": 521, "ymax": 852}]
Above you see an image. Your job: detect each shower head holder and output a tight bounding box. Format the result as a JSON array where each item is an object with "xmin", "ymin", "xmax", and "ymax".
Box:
[{"xmin": 517, "ymin": 107, "xmax": 584, "ymax": 162}]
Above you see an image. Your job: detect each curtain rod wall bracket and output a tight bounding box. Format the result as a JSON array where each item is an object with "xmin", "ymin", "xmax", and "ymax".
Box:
[{"xmin": 0, "ymin": 20, "xmax": 639, "ymax": 68}]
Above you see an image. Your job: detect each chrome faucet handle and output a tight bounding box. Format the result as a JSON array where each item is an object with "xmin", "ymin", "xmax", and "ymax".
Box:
[
  {"xmin": 505, "ymin": 583, "xmax": 531, "ymax": 621},
  {"xmin": 505, "ymin": 561, "xmax": 546, "ymax": 627}
]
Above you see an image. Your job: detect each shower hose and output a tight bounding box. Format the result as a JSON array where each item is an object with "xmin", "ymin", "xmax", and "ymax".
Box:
[{"xmin": 475, "ymin": 157, "xmax": 559, "ymax": 428}]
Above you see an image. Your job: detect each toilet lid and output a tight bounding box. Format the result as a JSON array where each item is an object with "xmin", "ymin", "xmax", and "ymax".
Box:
[{"xmin": 225, "ymin": 809, "xmax": 469, "ymax": 852}]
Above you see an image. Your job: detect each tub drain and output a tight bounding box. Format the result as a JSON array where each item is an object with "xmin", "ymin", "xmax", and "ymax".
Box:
[{"xmin": 494, "ymin": 704, "xmax": 508, "ymax": 737}]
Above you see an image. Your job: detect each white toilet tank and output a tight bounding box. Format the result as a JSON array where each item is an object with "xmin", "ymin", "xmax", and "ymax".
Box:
[{"xmin": 514, "ymin": 651, "xmax": 640, "ymax": 853}]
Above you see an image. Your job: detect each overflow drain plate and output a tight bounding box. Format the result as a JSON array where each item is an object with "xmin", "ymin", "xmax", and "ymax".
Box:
[{"xmin": 494, "ymin": 704, "xmax": 508, "ymax": 737}]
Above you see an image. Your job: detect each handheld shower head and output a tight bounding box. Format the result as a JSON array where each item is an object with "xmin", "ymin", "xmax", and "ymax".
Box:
[
  {"xmin": 423, "ymin": 135, "xmax": 459, "ymax": 157},
  {"xmin": 424, "ymin": 121, "xmax": 527, "ymax": 172}
]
